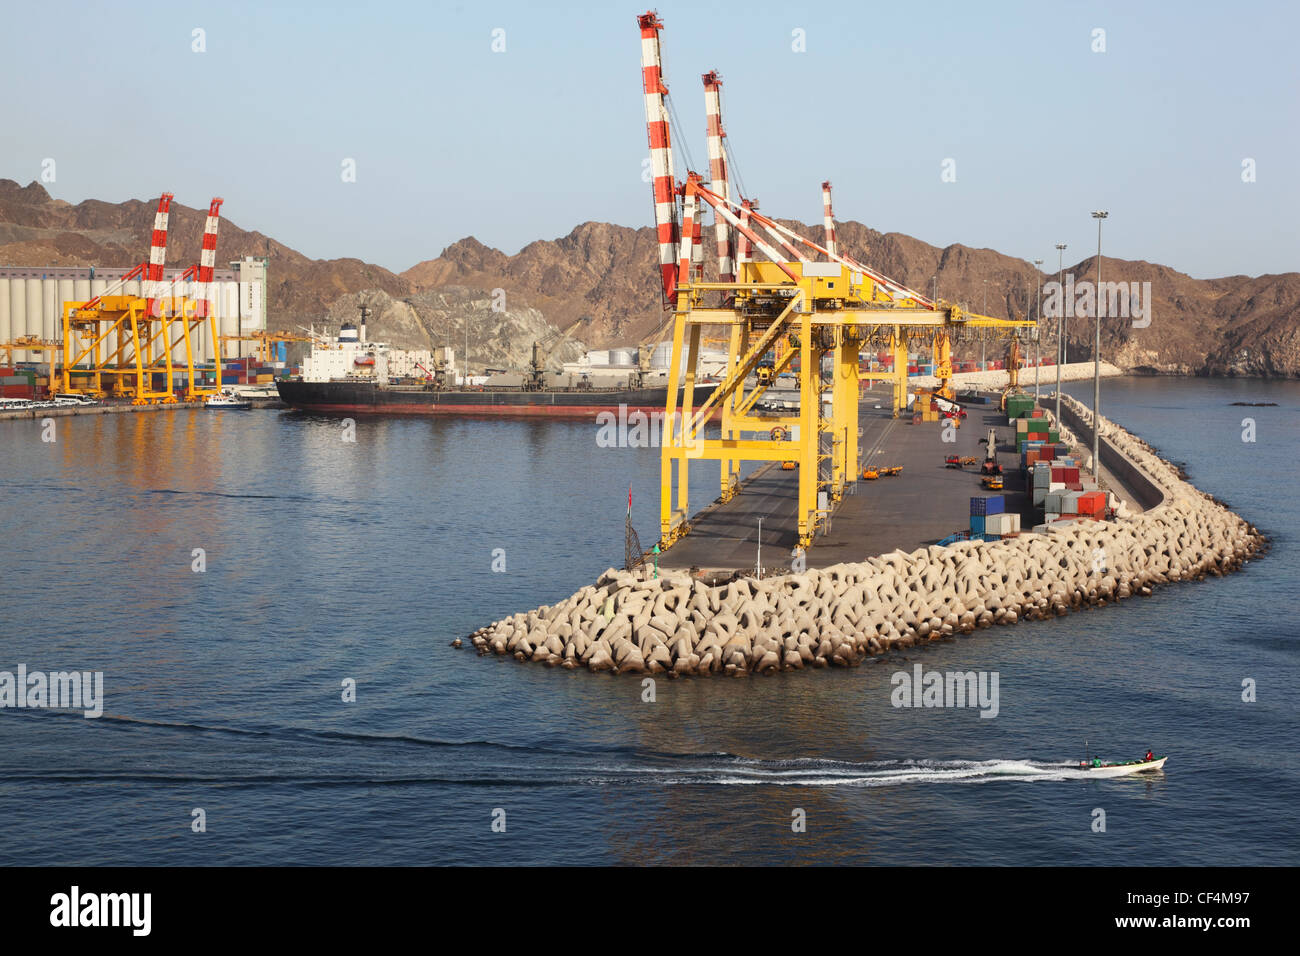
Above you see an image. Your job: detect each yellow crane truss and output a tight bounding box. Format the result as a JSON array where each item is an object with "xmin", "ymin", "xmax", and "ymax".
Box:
[
  {"xmin": 60, "ymin": 295, "xmax": 222, "ymax": 404},
  {"xmin": 659, "ymin": 258, "xmax": 1032, "ymax": 549}
]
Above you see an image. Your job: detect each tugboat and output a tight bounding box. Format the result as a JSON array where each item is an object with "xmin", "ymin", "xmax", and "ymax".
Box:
[{"xmin": 205, "ymin": 389, "xmax": 252, "ymax": 410}]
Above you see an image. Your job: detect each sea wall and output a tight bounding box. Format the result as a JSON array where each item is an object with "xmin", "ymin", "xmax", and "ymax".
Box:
[
  {"xmin": 908, "ymin": 360, "xmax": 1123, "ymax": 391},
  {"xmin": 0, "ymin": 401, "xmax": 205, "ymax": 422},
  {"xmin": 1055, "ymin": 398, "xmax": 1166, "ymax": 511},
  {"xmin": 465, "ymin": 394, "xmax": 1265, "ymax": 675}
]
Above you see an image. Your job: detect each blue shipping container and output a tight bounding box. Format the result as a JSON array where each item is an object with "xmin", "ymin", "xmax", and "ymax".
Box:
[
  {"xmin": 984, "ymin": 495, "xmax": 1005, "ymax": 513},
  {"xmin": 970, "ymin": 515, "xmax": 986, "ymax": 534},
  {"xmin": 970, "ymin": 497, "xmax": 987, "ymax": 516}
]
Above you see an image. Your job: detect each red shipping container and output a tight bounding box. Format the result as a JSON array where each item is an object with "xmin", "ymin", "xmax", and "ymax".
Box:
[
  {"xmin": 1078, "ymin": 492, "xmax": 1107, "ymax": 516},
  {"xmin": 1039, "ymin": 447, "xmax": 1056, "ymax": 461}
]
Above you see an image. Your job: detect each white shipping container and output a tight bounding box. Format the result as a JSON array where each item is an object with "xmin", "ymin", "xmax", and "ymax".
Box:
[
  {"xmin": 1049, "ymin": 482, "xmax": 1065, "ymax": 492},
  {"xmin": 986, "ymin": 513, "xmax": 1014, "ymax": 535},
  {"xmin": 1009, "ymin": 513, "xmax": 1021, "ymax": 533}
]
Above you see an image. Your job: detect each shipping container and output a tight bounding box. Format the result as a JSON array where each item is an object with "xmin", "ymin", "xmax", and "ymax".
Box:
[
  {"xmin": 1078, "ymin": 491, "xmax": 1107, "ymax": 516},
  {"xmin": 969, "ymin": 515, "xmax": 986, "ymax": 535}
]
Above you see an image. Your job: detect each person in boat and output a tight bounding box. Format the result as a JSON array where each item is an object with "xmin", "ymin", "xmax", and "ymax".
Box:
[
  {"xmin": 1145, "ymin": 750, "xmax": 1154, "ymax": 762},
  {"xmin": 1092, "ymin": 757, "xmax": 1102, "ymax": 768}
]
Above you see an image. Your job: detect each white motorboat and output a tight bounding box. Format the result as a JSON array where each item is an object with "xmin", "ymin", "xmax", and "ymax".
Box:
[{"xmin": 1078, "ymin": 754, "xmax": 1168, "ymax": 777}]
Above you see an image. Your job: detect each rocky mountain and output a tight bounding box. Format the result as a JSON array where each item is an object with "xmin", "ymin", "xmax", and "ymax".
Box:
[
  {"xmin": 325, "ymin": 288, "xmax": 586, "ymax": 372},
  {"xmin": 405, "ymin": 219, "xmax": 1300, "ymax": 377},
  {"xmin": 0, "ymin": 180, "xmax": 409, "ymax": 328},
  {"xmin": 3, "ymin": 178, "xmax": 1297, "ymax": 376}
]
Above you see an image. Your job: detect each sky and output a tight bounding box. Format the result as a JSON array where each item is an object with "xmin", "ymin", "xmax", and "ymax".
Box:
[{"xmin": 0, "ymin": 0, "xmax": 1296, "ymax": 279}]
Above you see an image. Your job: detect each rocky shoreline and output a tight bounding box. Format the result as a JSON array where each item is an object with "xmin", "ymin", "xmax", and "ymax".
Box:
[{"xmin": 464, "ymin": 394, "xmax": 1267, "ymax": 676}]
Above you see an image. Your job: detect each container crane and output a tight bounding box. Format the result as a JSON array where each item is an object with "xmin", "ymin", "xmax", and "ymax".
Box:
[
  {"xmin": 60, "ymin": 194, "xmax": 227, "ymax": 403},
  {"xmin": 638, "ymin": 12, "xmax": 1035, "ymax": 548}
]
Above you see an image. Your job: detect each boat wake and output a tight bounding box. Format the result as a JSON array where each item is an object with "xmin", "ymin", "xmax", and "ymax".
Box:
[{"xmin": 563, "ymin": 757, "xmax": 1102, "ymax": 788}]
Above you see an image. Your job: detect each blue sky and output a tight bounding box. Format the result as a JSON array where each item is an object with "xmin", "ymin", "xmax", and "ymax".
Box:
[{"xmin": 1, "ymin": 0, "xmax": 1296, "ymax": 278}]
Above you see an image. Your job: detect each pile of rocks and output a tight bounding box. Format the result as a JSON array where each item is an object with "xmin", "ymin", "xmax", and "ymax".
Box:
[{"xmin": 465, "ymin": 395, "xmax": 1265, "ymax": 676}]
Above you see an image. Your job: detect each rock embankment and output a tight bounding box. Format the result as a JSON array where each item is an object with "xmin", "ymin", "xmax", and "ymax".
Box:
[
  {"xmin": 909, "ymin": 361, "xmax": 1123, "ymax": 391},
  {"xmin": 466, "ymin": 394, "xmax": 1265, "ymax": 675}
]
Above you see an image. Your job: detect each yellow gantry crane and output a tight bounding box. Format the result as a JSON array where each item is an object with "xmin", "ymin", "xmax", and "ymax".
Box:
[
  {"xmin": 659, "ymin": 248, "xmax": 1031, "ymax": 548},
  {"xmin": 0, "ymin": 335, "xmax": 59, "ymax": 366},
  {"xmin": 60, "ymin": 293, "xmax": 222, "ymax": 403},
  {"xmin": 218, "ymin": 330, "xmax": 314, "ymax": 366},
  {"xmin": 636, "ymin": 12, "xmax": 1032, "ymax": 550}
]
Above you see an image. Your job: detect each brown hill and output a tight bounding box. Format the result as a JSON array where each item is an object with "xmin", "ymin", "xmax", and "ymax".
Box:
[
  {"xmin": 406, "ymin": 220, "xmax": 1300, "ymax": 377},
  {"xmin": 3, "ymin": 179, "xmax": 1297, "ymax": 376},
  {"xmin": 0, "ymin": 180, "xmax": 410, "ymax": 331}
]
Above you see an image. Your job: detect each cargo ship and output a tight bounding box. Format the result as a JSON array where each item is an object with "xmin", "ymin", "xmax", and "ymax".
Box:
[
  {"xmin": 276, "ymin": 378, "xmax": 716, "ymax": 418},
  {"xmin": 276, "ymin": 313, "xmax": 719, "ymax": 418}
]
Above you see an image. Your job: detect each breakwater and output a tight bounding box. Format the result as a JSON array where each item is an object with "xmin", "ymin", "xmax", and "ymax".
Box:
[
  {"xmin": 466, "ymin": 393, "xmax": 1265, "ymax": 675},
  {"xmin": 0, "ymin": 400, "xmax": 204, "ymax": 422},
  {"xmin": 910, "ymin": 360, "xmax": 1124, "ymax": 391}
]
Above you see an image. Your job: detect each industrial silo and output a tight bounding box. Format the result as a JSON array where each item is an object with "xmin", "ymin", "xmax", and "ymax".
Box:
[
  {"xmin": 90, "ymin": 278, "xmax": 108, "ymax": 365},
  {"xmin": 0, "ymin": 279, "xmax": 10, "ymax": 354},
  {"xmin": 42, "ymin": 279, "xmax": 57, "ymax": 345},
  {"xmin": 25, "ymin": 278, "xmax": 43, "ymax": 363},
  {"xmin": 219, "ymin": 281, "xmax": 239, "ymax": 360},
  {"xmin": 9, "ymin": 279, "xmax": 26, "ymax": 362}
]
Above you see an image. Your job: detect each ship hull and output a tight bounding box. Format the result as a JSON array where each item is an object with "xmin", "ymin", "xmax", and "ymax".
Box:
[{"xmin": 276, "ymin": 380, "xmax": 719, "ymax": 418}]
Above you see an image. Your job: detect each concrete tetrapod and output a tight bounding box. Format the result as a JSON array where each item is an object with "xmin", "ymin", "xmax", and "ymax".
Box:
[{"xmin": 465, "ymin": 395, "xmax": 1266, "ymax": 675}]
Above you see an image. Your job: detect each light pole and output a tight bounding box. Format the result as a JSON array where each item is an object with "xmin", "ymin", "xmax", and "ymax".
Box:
[
  {"xmin": 1033, "ymin": 258, "xmax": 1043, "ymax": 399},
  {"xmin": 932, "ymin": 275, "xmax": 937, "ymax": 303},
  {"xmin": 1090, "ymin": 211, "xmax": 1108, "ymax": 475},
  {"xmin": 1054, "ymin": 243, "xmax": 1067, "ymax": 422}
]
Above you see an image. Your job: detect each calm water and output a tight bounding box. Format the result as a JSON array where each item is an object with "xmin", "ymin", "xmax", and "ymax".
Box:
[{"xmin": 1, "ymin": 377, "xmax": 1296, "ymax": 865}]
